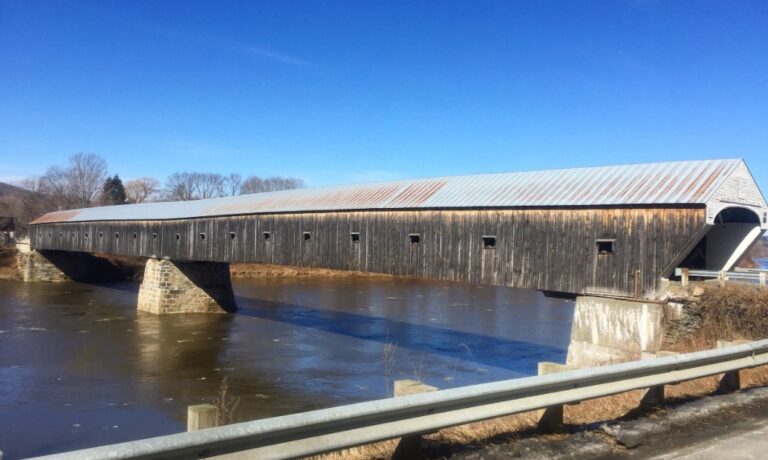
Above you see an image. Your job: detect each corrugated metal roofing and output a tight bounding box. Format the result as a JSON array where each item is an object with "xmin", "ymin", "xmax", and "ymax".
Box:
[{"xmin": 31, "ymin": 159, "xmax": 748, "ymax": 224}]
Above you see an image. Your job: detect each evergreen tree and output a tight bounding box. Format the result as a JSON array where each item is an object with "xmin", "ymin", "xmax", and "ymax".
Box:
[{"xmin": 99, "ymin": 174, "xmax": 127, "ymax": 205}]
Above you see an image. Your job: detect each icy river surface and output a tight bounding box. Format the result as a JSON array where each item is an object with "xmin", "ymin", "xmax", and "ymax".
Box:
[{"xmin": 0, "ymin": 277, "xmax": 573, "ymax": 458}]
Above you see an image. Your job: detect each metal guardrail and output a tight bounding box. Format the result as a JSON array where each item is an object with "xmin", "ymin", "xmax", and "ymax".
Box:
[
  {"xmin": 675, "ymin": 267, "xmax": 767, "ymax": 287},
  {"xmin": 29, "ymin": 339, "xmax": 768, "ymax": 460}
]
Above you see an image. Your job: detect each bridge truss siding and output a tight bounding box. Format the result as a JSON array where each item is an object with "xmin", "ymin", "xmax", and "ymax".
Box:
[{"xmin": 30, "ymin": 207, "xmax": 706, "ymax": 298}]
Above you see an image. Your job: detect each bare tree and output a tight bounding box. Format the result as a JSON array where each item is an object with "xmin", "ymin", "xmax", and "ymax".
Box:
[
  {"xmin": 66, "ymin": 153, "xmax": 108, "ymax": 208},
  {"xmin": 164, "ymin": 172, "xmax": 197, "ymax": 201},
  {"xmin": 194, "ymin": 173, "xmax": 226, "ymax": 199},
  {"xmin": 226, "ymin": 173, "xmax": 242, "ymax": 196},
  {"xmin": 39, "ymin": 166, "xmax": 76, "ymax": 210},
  {"xmin": 240, "ymin": 175, "xmax": 305, "ymax": 194},
  {"xmin": 125, "ymin": 177, "xmax": 160, "ymax": 203}
]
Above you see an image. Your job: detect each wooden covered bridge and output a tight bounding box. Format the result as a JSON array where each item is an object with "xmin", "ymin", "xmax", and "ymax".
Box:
[{"xmin": 25, "ymin": 159, "xmax": 767, "ymax": 313}]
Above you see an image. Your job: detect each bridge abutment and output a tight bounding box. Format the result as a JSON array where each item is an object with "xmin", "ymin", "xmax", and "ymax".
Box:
[
  {"xmin": 137, "ymin": 258, "xmax": 237, "ymax": 314},
  {"xmin": 566, "ymin": 296, "xmax": 664, "ymax": 367},
  {"xmin": 17, "ymin": 248, "xmax": 70, "ymax": 282}
]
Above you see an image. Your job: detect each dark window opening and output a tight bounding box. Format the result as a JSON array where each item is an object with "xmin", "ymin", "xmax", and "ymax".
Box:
[
  {"xmin": 596, "ymin": 239, "xmax": 615, "ymax": 254},
  {"xmin": 229, "ymin": 232, "xmax": 236, "ymax": 239},
  {"xmin": 303, "ymin": 232, "xmax": 311, "ymax": 241},
  {"xmin": 152, "ymin": 233, "xmax": 157, "ymax": 239},
  {"xmin": 115, "ymin": 232, "xmax": 120, "ymax": 239},
  {"xmin": 48, "ymin": 232, "xmax": 52, "ymax": 238},
  {"xmin": 175, "ymin": 233, "xmax": 181, "ymax": 241},
  {"xmin": 409, "ymin": 233, "xmax": 421, "ymax": 245},
  {"xmin": 99, "ymin": 232, "xmax": 103, "ymax": 239},
  {"xmin": 84, "ymin": 232, "xmax": 88, "ymax": 239},
  {"xmin": 71, "ymin": 232, "xmax": 75, "ymax": 238},
  {"xmin": 483, "ymin": 236, "xmax": 496, "ymax": 249},
  {"xmin": 351, "ymin": 232, "xmax": 360, "ymax": 243},
  {"xmin": 200, "ymin": 233, "xmax": 206, "ymax": 240},
  {"xmin": 58, "ymin": 232, "xmax": 63, "ymax": 238},
  {"xmin": 132, "ymin": 233, "xmax": 137, "ymax": 239},
  {"xmin": 764, "ymin": 212, "xmax": 767, "ymax": 224},
  {"xmin": 263, "ymin": 231, "xmax": 271, "ymax": 241}
]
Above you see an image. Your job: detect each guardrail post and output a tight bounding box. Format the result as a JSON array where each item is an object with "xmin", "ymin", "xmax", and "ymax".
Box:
[
  {"xmin": 638, "ymin": 351, "xmax": 678, "ymax": 410},
  {"xmin": 681, "ymin": 268, "xmax": 689, "ymax": 287},
  {"xmin": 718, "ymin": 271, "xmax": 727, "ymax": 287},
  {"xmin": 760, "ymin": 272, "xmax": 766, "ymax": 290},
  {"xmin": 392, "ymin": 380, "xmax": 438, "ymax": 460},
  {"xmin": 187, "ymin": 404, "xmax": 219, "ymax": 432},
  {"xmin": 715, "ymin": 340, "xmax": 750, "ymax": 393},
  {"xmin": 536, "ymin": 362, "xmax": 577, "ymax": 433}
]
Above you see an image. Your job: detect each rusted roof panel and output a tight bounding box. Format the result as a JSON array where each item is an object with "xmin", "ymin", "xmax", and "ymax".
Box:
[{"xmin": 30, "ymin": 159, "xmax": 748, "ymax": 224}]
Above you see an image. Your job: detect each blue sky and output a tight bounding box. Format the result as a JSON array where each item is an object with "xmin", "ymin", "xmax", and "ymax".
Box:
[{"xmin": 1, "ymin": 1, "xmax": 766, "ymax": 188}]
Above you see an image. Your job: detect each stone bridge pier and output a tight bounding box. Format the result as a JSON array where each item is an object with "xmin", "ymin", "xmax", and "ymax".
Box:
[
  {"xmin": 137, "ymin": 258, "xmax": 237, "ymax": 314},
  {"xmin": 17, "ymin": 241, "xmax": 237, "ymax": 314}
]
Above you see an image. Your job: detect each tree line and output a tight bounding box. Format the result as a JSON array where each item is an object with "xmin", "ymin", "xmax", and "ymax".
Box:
[{"xmin": 2, "ymin": 152, "xmax": 304, "ymax": 231}]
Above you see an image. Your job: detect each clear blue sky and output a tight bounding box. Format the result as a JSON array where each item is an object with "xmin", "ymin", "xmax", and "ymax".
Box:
[{"xmin": 1, "ymin": 1, "xmax": 766, "ymax": 188}]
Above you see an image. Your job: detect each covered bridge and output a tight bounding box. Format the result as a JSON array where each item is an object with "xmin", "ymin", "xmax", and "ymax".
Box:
[{"xmin": 28, "ymin": 159, "xmax": 768, "ymax": 301}]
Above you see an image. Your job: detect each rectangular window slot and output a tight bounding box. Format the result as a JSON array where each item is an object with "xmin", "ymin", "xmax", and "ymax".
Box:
[
  {"xmin": 303, "ymin": 232, "xmax": 311, "ymax": 241},
  {"xmin": 409, "ymin": 233, "xmax": 421, "ymax": 245},
  {"xmin": 175, "ymin": 234, "xmax": 181, "ymax": 241},
  {"xmin": 200, "ymin": 233, "xmax": 206, "ymax": 240},
  {"xmin": 229, "ymin": 232, "xmax": 236, "ymax": 239},
  {"xmin": 350, "ymin": 232, "xmax": 360, "ymax": 243},
  {"xmin": 152, "ymin": 233, "xmax": 157, "ymax": 239},
  {"xmin": 483, "ymin": 236, "xmax": 497, "ymax": 249},
  {"xmin": 115, "ymin": 232, "xmax": 120, "ymax": 239},
  {"xmin": 263, "ymin": 231, "xmax": 271, "ymax": 241},
  {"xmin": 84, "ymin": 232, "xmax": 88, "ymax": 239},
  {"xmin": 133, "ymin": 233, "xmax": 137, "ymax": 239},
  {"xmin": 99, "ymin": 232, "xmax": 103, "ymax": 239},
  {"xmin": 596, "ymin": 239, "xmax": 615, "ymax": 254}
]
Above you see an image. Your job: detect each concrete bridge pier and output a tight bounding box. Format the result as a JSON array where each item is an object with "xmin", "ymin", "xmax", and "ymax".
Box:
[
  {"xmin": 566, "ymin": 296, "xmax": 664, "ymax": 367},
  {"xmin": 137, "ymin": 258, "xmax": 237, "ymax": 314}
]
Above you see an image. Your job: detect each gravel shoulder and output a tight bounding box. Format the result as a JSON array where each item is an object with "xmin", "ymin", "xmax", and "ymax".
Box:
[{"xmin": 448, "ymin": 387, "xmax": 768, "ymax": 460}]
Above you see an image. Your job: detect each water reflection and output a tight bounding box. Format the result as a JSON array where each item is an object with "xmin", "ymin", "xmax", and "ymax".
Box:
[{"xmin": 0, "ymin": 277, "xmax": 573, "ymax": 459}]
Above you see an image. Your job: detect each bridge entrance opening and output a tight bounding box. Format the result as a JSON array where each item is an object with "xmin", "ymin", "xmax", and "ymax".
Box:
[{"xmin": 679, "ymin": 207, "xmax": 763, "ymax": 271}]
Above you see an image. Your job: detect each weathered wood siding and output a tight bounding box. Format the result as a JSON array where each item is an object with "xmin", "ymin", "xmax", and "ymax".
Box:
[{"xmin": 29, "ymin": 207, "xmax": 707, "ymax": 298}]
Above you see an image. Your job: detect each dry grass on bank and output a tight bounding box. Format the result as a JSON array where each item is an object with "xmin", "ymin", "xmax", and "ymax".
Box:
[
  {"xmin": 229, "ymin": 263, "xmax": 392, "ymax": 279},
  {"xmin": 0, "ymin": 247, "xmax": 19, "ymax": 280}
]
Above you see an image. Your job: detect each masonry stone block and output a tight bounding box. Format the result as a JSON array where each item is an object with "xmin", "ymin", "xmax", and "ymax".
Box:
[
  {"xmin": 17, "ymin": 249, "xmax": 70, "ymax": 282},
  {"xmin": 137, "ymin": 258, "xmax": 237, "ymax": 314}
]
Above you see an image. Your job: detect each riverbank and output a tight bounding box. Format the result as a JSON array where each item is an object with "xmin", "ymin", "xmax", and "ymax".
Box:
[{"xmin": 0, "ymin": 248, "xmax": 18, "ymax": 280}]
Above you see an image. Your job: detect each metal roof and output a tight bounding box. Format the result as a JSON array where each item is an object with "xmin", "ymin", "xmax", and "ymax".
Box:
[{"xmin": 31, "ymin": 159, "xmax": 751, "ymax": 223}]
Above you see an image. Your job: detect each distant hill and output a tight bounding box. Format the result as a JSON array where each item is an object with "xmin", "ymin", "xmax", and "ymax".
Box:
[{"xmin": 0, "ymin": 181, "xmax": 24, "ymax": 197}]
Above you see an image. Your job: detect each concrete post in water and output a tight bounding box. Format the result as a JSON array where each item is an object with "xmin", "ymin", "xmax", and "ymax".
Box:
[
  {"xmin": 716, "ymin": 340, "xmax": 750, "ymax": 393},
  {"xmin": 392, "ymin": 380, "xmax": 437, "ymax": 460},
  {"xmin": 536, "ymin": 362, "xmax": 578, "ymax": 433},
  {"xmin": 681, "ymin": 268, "xmax": 689, "ymax": 287},
  {"xmin": 566, "ymin": 296, "xmax": 664, "ymax": 367},
  {"xmin": 137, "ymin": 258, "xmax": 237, "ymax": 314},
  {"xmin": 187, "ymin": 404, "xmax": 219, "ymax": 432}
]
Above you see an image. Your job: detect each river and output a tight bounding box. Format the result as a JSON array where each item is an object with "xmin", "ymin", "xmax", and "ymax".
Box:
[{"xmin": 0, "ymin": 277, "xmax": 573, "ymax": 459}]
